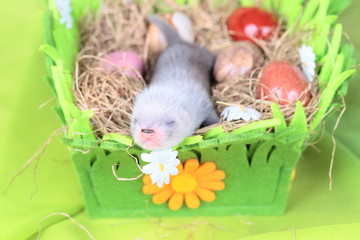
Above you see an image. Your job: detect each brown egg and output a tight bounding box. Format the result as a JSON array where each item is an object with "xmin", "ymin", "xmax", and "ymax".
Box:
[
  {"xmin": 147, "ymin": 23, "xmax": 168, "ymax": 54},
  {"xmin": 213, "ymin": 41, "xmax": 264, "ymax": 82},
  {"xmin": 146, "ymin": 12, "xmax": 194, "ymax": 53},
  {"xmin": 257, "ymin": 61, "xmax": 312, "ymax": 106}
]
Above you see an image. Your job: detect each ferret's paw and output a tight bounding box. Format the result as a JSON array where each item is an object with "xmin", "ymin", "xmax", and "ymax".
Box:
[{"xmin": 221, "ymin": 105, "xmax": 261, "ymax": 122}]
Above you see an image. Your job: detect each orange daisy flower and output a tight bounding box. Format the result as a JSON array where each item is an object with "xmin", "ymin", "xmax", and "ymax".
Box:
[{"xmin": 142, "ymin": 159, "xmax": 225, "ymax": 210}]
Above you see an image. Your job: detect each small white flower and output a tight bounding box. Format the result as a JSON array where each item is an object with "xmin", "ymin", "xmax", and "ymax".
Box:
[
  {"xmin": 221, "ymin": 105, "xmax": 261, "ymax": 122},
  {"xmin": 141, "ymin": 149, "xmax": 180, "ymax": 188},
  {"xmin": 55, "ymin": 0, "xmax": 73, "ymax": 29},
  {"xmin": 298, "ymin": 44, "xmax": 316, "ymax": 82}
]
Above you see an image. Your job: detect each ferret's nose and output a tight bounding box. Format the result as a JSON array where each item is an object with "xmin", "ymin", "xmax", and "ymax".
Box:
[{"xmin": 141, "ymin": 129, "xmax": 155, "ymax": 134}]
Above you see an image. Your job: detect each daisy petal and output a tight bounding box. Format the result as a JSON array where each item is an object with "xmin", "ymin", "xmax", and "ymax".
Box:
[
  {"xmin": 168, "ymin": 150, "xmax": 179, "ymax": 160},
  {"xmin": 155, "ymin": 172, "xmax": 169, "ymax": 187},
  {"xmin": 184, "ymin": 159, "xmax": 199, "ymax": 173},
  {"xmin": 250, "ymin": 110, "xmax": 262, "ymax": 119},
  {"xmin": 168, "ymin": 192, "xmax": 184, "ymax": 210},
  {"xmin": 143, "ymin": 183, "xmax": 162, "ymax": 194},
  {"xmin": 298, "ymin": 44, "xmax": 316, "ymax": 82},
  {"xmin": 220, "ymin": 107, "xmax": 230, "ymax": 118},
  {"xmin": 150, "ymin": 171, "xmax": 161, "ymax": 184},
  {"xmin": 143, "ymin": 174, "xmax": 151, "ymax": 184},
  {"xmin": 222, "ymin": 106, "xmax": 261, "ymax": 121},
  {"xmin": 247, "ymin": 107, "xmax": 261, "ymax": 120},
  {"xmin": 167, "ymin": 158, "xmax": 180, "ymax": 168},
  {"xmin": 157, "ymin": 149, "xmax": 176, "ymax": 160},
  {"xmin": 156, "ymin": 152, "xmax": 169, "ymax": 161},
  {"xmin": 199, "ymin": 180, "xmax": 225, "ymax": 191},
  {"xmin": 228, "ymin": 107, "xmax": 242, "ymax": 120},
  {"xmin": 168, "ymin": 167, "xmax": 179, "ymax": 176},
  {"xmin": 195, "ymin": 187, "xmax": 216, "ymax": 202},
  {"xmin": 242, "ymin": 113, "xmax": 251, "ymax": 121},
  {"xmin": 164, "ymin": 174, "xmax": 170, "ymax": 185},
  {"xmin": 141, "ymin": 153, "xmax": 152, "ymax": 163},
  {"xmin": 200, "ymin": 170, "xmax": 226, "ymax": 181},
  {"xmin": 153, "ymin": 188, "xmax": 173, "ymax": 204},
  {"xmin": 142, "ymin": 163, "xmax": 156, "ymax": 174},
  {"xmin": 184, "ymin": 192, "xmax": 200, "ymax": 209},
  {"xmin": 195, "ymin": 162, "xmax": 216, "ymax": 176},
  {"xmin": 176, "ymin": 163, "xmax": 184, "ymax": 173}
]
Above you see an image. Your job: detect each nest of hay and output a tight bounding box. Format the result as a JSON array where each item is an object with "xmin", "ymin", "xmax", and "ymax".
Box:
[{"xmin": 74, "ymin": 0, "xmax": 320, "ymax": 137}]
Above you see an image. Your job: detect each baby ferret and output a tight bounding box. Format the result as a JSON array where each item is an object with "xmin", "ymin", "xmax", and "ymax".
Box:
[{"xmin": 131, "ymin": 15, "xmax": 219, "ymax": 151}]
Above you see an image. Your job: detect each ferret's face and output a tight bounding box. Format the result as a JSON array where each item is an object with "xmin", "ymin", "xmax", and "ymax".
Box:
[{"xmin": 131, "ymin": 105, "xmax": 191, "ymax": 151}]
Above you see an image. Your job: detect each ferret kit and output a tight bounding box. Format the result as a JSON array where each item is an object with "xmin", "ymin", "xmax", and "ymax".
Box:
[{"xmin": 42, "ymin": 0, "xmax": 356, "ymax": 217}]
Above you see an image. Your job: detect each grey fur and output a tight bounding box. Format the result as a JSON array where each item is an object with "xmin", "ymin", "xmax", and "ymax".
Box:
[{"xmin": 131, "ymin": 15, "xmax": 219, "ymax": 150}]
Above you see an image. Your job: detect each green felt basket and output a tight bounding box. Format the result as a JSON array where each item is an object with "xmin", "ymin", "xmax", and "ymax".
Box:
[{"xmin": 41, "ymin": 0, "xmax": 356, "ymax": 218}]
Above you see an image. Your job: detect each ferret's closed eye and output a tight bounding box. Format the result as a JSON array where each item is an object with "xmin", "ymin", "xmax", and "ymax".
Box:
[{"xmin": 165, "ymin": 120, "xmax": 175, "ymax": 126}]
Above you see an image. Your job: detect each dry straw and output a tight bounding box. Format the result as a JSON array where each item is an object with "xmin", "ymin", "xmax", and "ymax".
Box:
[{"xmin": 74, "ymin": 0, "xmax": 320, "ymax": 137}]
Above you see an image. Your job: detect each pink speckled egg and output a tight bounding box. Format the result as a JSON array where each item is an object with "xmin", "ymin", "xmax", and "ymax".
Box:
[
  {"xmin": 257, "ymin": 61, "xmax": 311, "ymax": 106},
  {"xmin": 99, "ymin": 50, "xmax": 144, "ymax": 76}
]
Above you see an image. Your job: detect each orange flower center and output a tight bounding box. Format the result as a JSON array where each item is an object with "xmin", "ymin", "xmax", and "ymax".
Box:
[{"xmin": 171, "ymin": 174, "xmax": 198, "ymax": 193}]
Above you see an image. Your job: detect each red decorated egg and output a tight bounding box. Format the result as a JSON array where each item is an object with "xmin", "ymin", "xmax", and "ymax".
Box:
[
  {"xmin": 257, "ymin": 61, "xmax": 311, "ymax": 105},
  {"xmin": 227, "ymin": 7, "xmax": 278, "ymax": 42},
  {"xmin": 99, "ymin": 50, "xmax": 144, "ymax": 76}
]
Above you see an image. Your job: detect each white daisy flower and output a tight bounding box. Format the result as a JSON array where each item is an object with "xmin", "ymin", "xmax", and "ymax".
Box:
[
  {"xmin": 298, "ymin": 44, "xmax": 316, "ymax": 82},
  {"xmin": 141, "ymin": 149, "xmax": 180, "ymax": 188},
  {"xmin": 55, "ymin": 0, "xmax": 73, "ymax": 29},
  {"xmin": 221, "ymin": 105, "xmax": 261, "ymax": 122}
]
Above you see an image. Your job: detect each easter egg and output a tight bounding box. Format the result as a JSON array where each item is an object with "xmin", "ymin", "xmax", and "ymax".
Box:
[
  {"xmin": 227, "ymin": 7, "xmax": 278, "ymax": 42},
  {"xmin": 214, "ymin": 41, "xmax": 264, "ymax": 82},
  {"xmin": 257, "ymin": 61, "xmax": 311, "ymax": 105},
  {"xmin": 147, "ymin": 24, "xmax": 168, "ymax": 53},
  {"xmin": 167, "ymin": 12, "xmax": 195, "ymax": 43},
  {"xmin": 100, "ymin": 50, "xmax": 144, "ymax": 76},
  {"xmin": 147, "ymin": 12, "xmax": 194, "ymax": 53}
]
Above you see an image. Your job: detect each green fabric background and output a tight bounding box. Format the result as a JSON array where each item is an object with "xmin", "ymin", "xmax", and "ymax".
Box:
[{"xmin": 0, "ymin": 0, "xmax": 359, "ymax": 239}]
